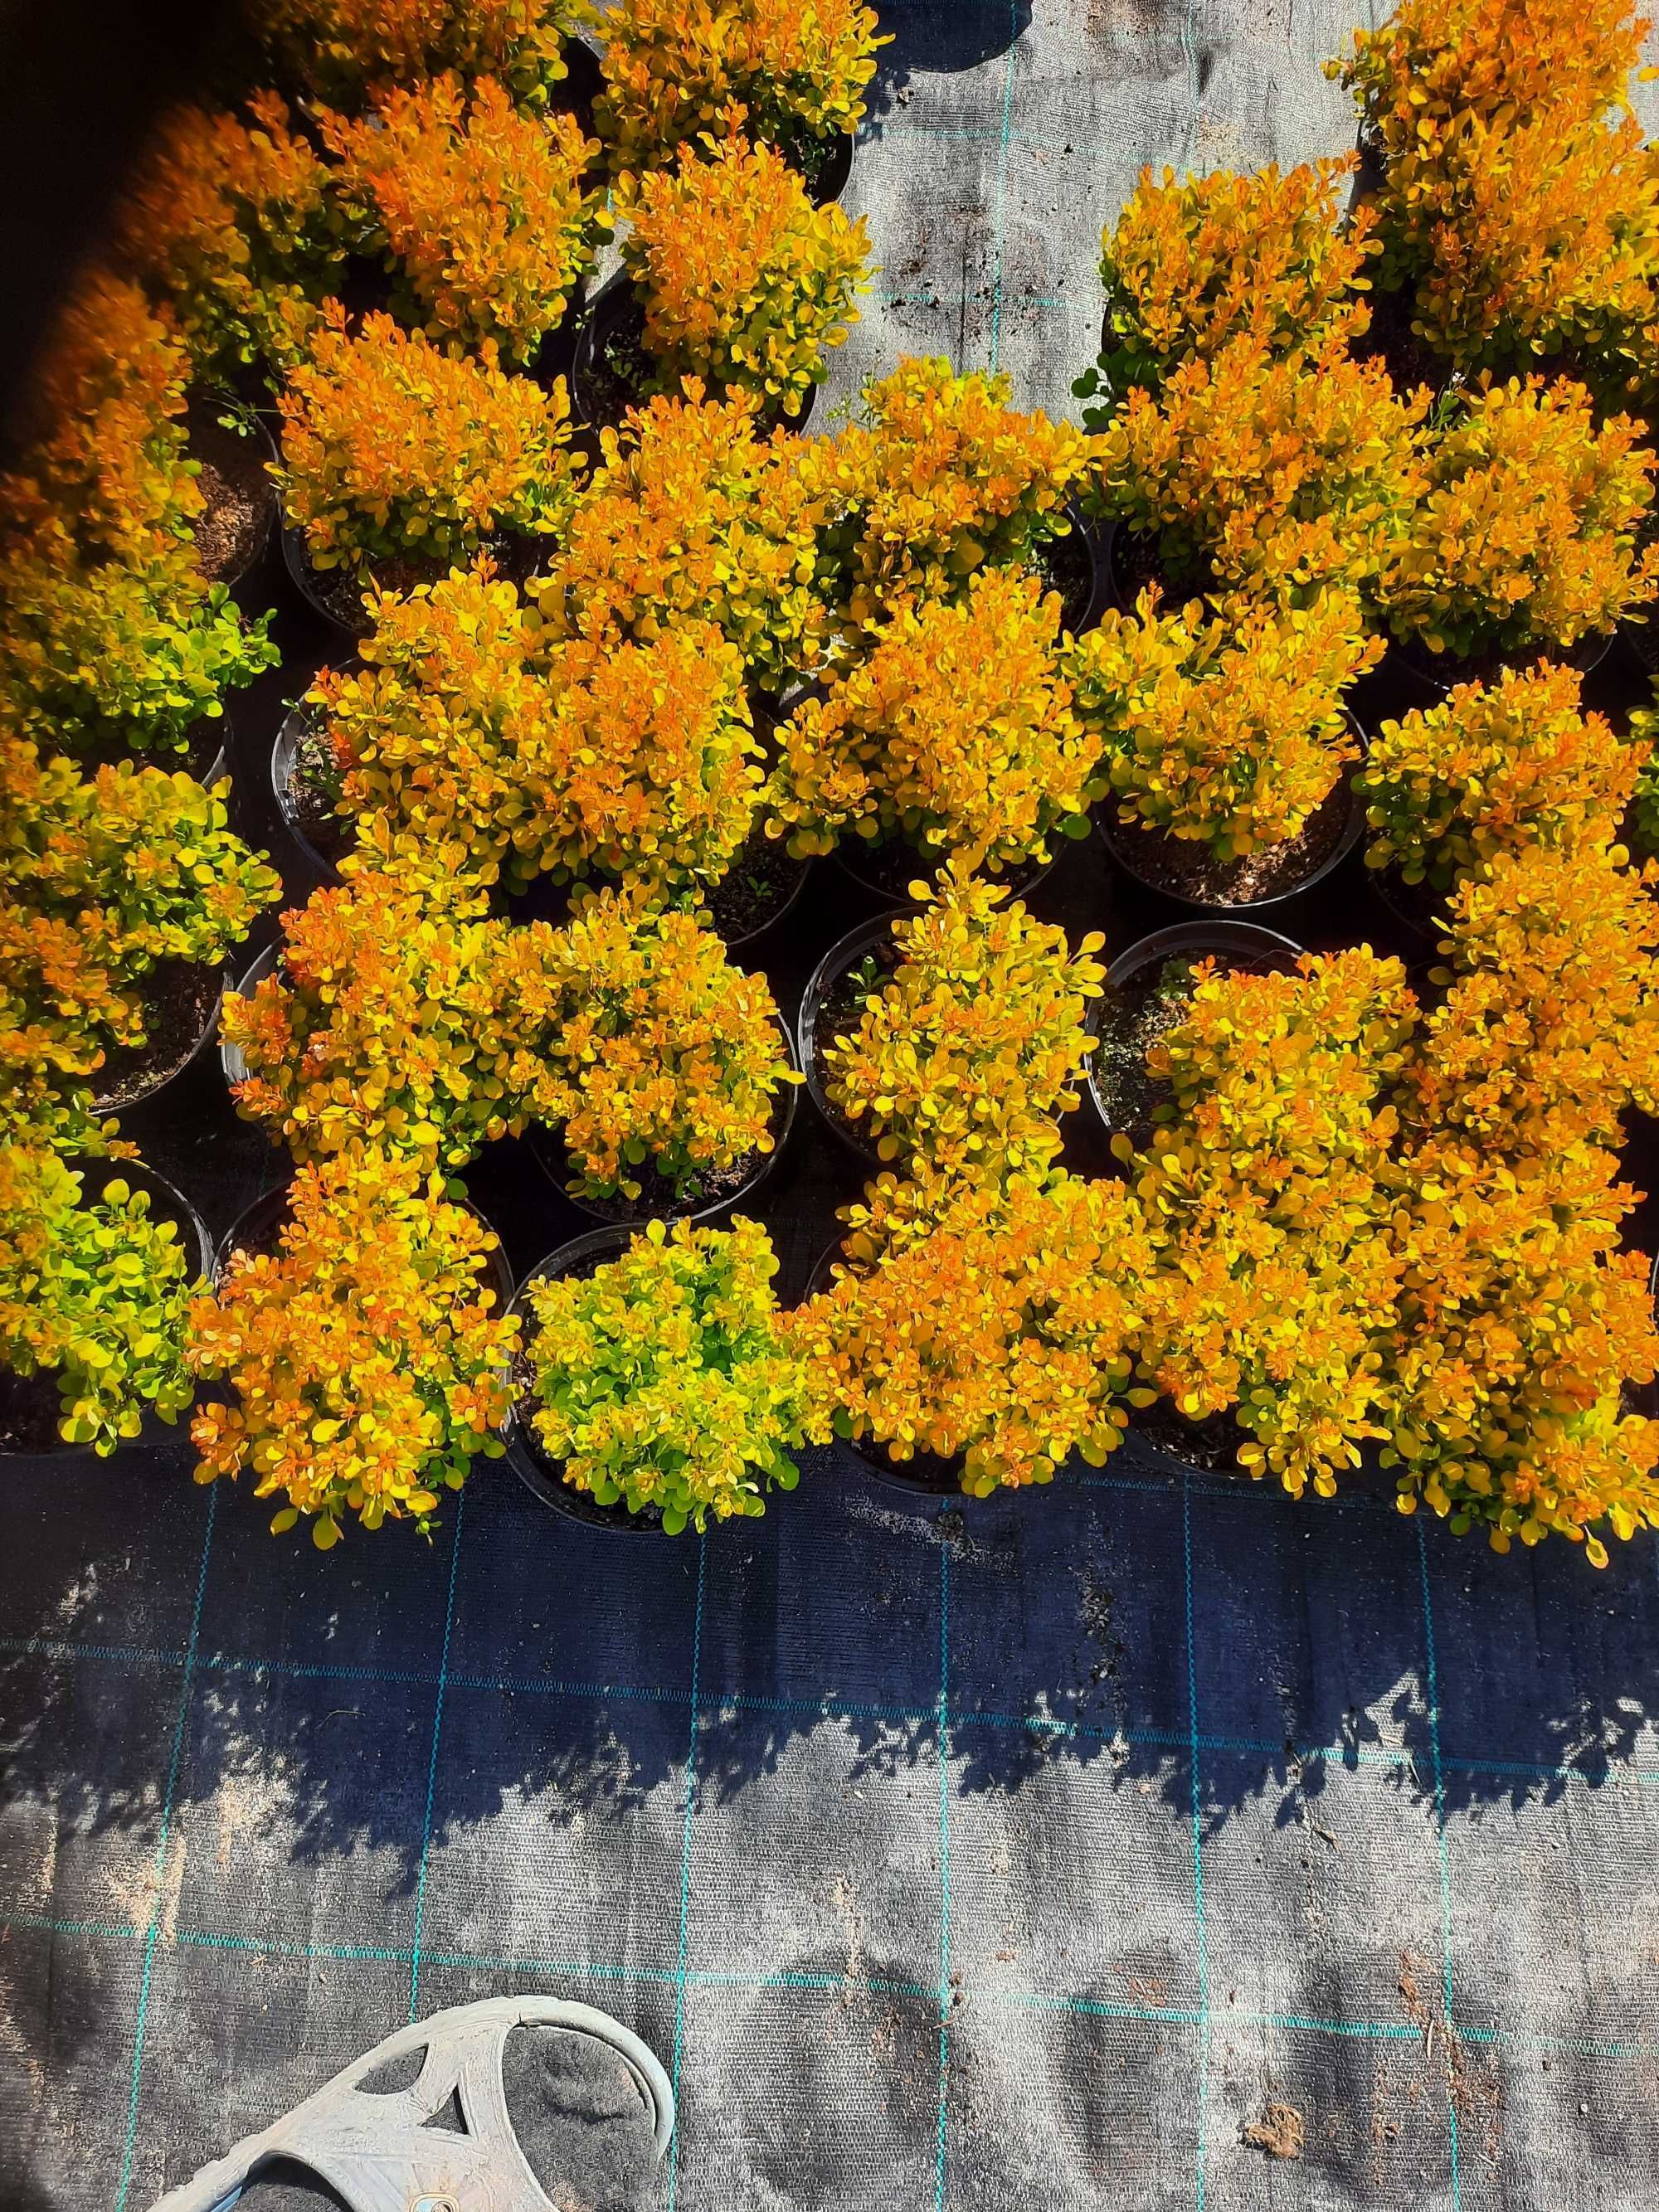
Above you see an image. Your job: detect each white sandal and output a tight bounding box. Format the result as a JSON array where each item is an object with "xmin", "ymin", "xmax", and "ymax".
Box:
[{"xmin": 147, "ymin": 1995, "xmax": 674, "ymax": 2212}]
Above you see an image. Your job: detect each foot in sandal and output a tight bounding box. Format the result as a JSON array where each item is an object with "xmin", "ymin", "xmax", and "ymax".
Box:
[{"xmin": 145, "ymin": 1996, "xmax": 674, "ymax": 2211}]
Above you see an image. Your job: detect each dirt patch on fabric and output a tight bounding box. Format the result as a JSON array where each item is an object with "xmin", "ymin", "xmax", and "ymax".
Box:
[{"xmin": 1243, "ymin": 2098, "xmax": 1306, "ymax": 2159}]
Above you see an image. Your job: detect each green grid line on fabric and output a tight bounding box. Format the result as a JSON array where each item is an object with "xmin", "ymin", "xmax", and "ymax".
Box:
[{"xmin": 6, "ymin": 1910, "xmax": 1654, "ymax": 2065}]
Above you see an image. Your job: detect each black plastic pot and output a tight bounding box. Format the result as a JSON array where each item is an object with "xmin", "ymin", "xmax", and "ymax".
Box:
[
  {"xmin": 800, "ymin": 1240, "xmax": 966, "ymax": 1500},
  {"xmin": 527, "ymin": 1013, "xmax": 800, "ymax": 1224},
  {"xmin": 271, "ymin": 698, "xmax": 353, "ymax": 882},
  {"xmin": 87, "ymin": 759, "xmax": 233, "ymax": 1116},
  {"xmin": 219, "ymin": 941, "xmax": 279, "ymax": 1094},
  {"xmin": 1085, "ymin": 919, "xmax": 1304, "ymax": 1144},
  {"xmin": 1094, "ymin": 718, "xmax": 1368, "ymax": 916},
  {"xmin": 834, "ymin": 832, "xmax": 1058, "ymax": 905},
  {"xmin": 1363, "ymin": 858, "xmax": 1452, "ymax": 948},
  {"xmin": 505, "ymin": 1226, "xmax": 671, "ymax": 1534},
  {"xmin": 187, "ymin": 399, "xmax": 280, "ymax": 593},
  {"xmin": 282, "ymin": 525, "xmax": 374, "ymax": 640},
  {"xmin": 0, "ymin": 1157, "xmax": 213, "ymax": 1457},
  {"xmin": 1033, "ymin": 501, "xmax": 1108, "ymax": 637},
  {"xmin": 571, "ymin": 275, "xmax": 820, "ymax": 442},
  {"xmin": 795, "ymin": 912, "xmax": 905, "ymax": 1165},
  {"xmin": 787, "ymin": 124, "xmax": 854, "ymax": 207},
  {"xmin": 215, "ymin": 1180, "xmax": 513, "ymax": 1316},
  {"xmin": 1387, "ymin": 625, "xmax": 1613, "ymax": 697}
]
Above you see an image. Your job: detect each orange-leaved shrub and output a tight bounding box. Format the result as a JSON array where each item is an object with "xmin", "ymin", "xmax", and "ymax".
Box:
[
  {"xmin": 1077, "ymin": 158, "xmax": 1377, "ymax": 401},
  {"xmin": 187, "ymin": 1148, "xmax": 517, "ymax": 1545},
  {"xmin": 595, "ymin": 0, "xmax": 884, "ymax": 168},
  {"xmin": 539, "ymin": 382, "xmax": 832, "ymax": 686},
  {"xmin": 221, "ymin": 869, "xmax": 535, "ymax": 1169},
  {"xmin": 766, "ymin": 565, "xmax": 1099, "ymax": 873},
  {"xmin": 805, "ymin": 356, "xmax": 1097, "ymax": 628},
  {"xmin": 1331, "ymin": 0, "xmax": 1659, "ymax": 380},
  {"xmin": 1399, "ymin": 841, "xmax": 1659, "ymax": 1156},
  {"xmin": 623, "ymin": 129, "xmax": 868, "ymax": 416},
  {"xmin": 1128, "ymin": 950, "xmax": 1418, "ymax": 1498},
  {"xmin": 789, "ymin": 1167, "xmax": 1155, "ymax": 1495},
  {"xmin": 254, "ymin": 0, "xmax": 586, "ymax": 109},
  {"xmin": 508, "ymin": 888, "xmax": 795, "ymax": 1203},
  {"xmin": 274, "ymin": 305, "xmax": 578, "ymax": 568},
  {"xmin": 822, "ymin": 867, "xmax": 1105, "ymax": 1182},
  {"xmin": 322, "ymin": 75, "xmax": 605, "ymax": 362},
  {"xmin": 1385, "ymin": 378, "xmax": 1658, "ymax": 657},
  {"xmin": 1357, "ymin": 662, "xmax": 1639, "ymax": 888},
  {"xmin": 114, "ymin": 94, "xmax": 341, "ymax": 377},
  {"xmin": 1093, "ymin": 330, "xmax": 1426, "ymax": 609},
  {"xmin": 1377, "ymin": 1133, "xmax": 1659, "ymax": 1559},
  {"xmin": 1068, "ymin": 586, "xmax": 1376, "ymax": 858}
]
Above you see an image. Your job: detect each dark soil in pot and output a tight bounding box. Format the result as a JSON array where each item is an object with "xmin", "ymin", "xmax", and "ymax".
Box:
[
  {"xmin": 799, "ymin": 916, "xmax": 902, "ymax": 1161},
  {"xmin": 533, "ymin": 1018, "xmax": 799, "ymax": 1223},
  {"xmin": 90, "ymin": 959, "xmax": 224, "ymax": 1114},
  {"xmin": 1365, "ymin": 861, "xmax": 1451, "ymax": 945},
  {"xmin": 776, "ymin": 119, "xmax": 854, "ymax": 205},
  {"xmin": 273, "ymin": 703, "xmax": 353, "ymax": 876},
  {"xmin": 1349, "ymin": 280, "xmax": 1445, "ymax": 395},
  {"xmin": 1104, "ymin": 520, "xmax": 1204, "ymax": 612},
  {"xmin": 834, "ymin": 829, "xmax": 1055, "ymax": 903},
  {"xmin": 508, "ymin": 1228, "xmax": 669, "ymax": 1534},
  {"xmin": 187, "ymin": 401, "xmax": 279, "ymax": 587},
  {"xmin": 69, "ymin": 717, "xmax": 230, "ymax": 784},
  {"xmin": 705, "ymin": 827, "xmax": 811, "ymax": 947},
  {"xmin": 1097, "ymin": 765, "xmax": 1360, "ymax": 911},
  {"xmin": 283, "ymin": 526, "xmax": 546, "ymax": 638},
  {"xmin": 1087, "ymin": 923, "xmax": 1302, "ymax": 1145}
]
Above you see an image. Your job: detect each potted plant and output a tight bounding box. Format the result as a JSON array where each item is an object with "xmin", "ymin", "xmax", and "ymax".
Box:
[
  {"xmin": 0, "ymin": 272, "xmax": 278, "ymax": 762},
  {"xmin": 513, "ymin": 887, "xmax": 799, "ymax": 1217},
  {"xmin": 187, "ymin": 1148, "xmax": 517, "ymax": 1546},
  {"xmin": 1357, "ymin": 663, "xmax": 1638, "ymax": 930},
  {"xmin": 0, "ymin": 735, "xmax": 280, "ymax": 1111},
  {"xmin": 765, "ymin": 564, "xmax": 1102, "ymax": 895},
  {"xmin": 304, "ymin": 568, "xmax": 762, "ymax": 897},
  {"xmin": 510, "ymin": 1214, "xmax": 815, "ymax": 1532},
  {"xmin": 220, "ymin": 868, "xmax": 535, "ymax": 1169},
  {"xmin": 577, "ymin": 126, "xmax": 868, "ymax": 433},
  {"xmin": 322, "ymin": 74, "xmax": 607, "ymax": 367},
  {"xmin": 806, "ymin": 357, "xmax": 1098, "ymax": 632},
  {"xmin": 1126, "ymin": 949, "xmax": 1417, "ymax": 1493},
  {"xmin": 1073, "ymin": 155, "xmax": 1378, "ymax": 403},
  {"xmin": 1382, "ymin": 377, "xmax": 1658, "ymax": 681},
  {"xmin": 1329, "ymin": 0, "xmax": 1659, "ymax": 391},
  {"xmin": 0, "ymin": 1143, "xmax": 208, "ymax": 1456},
  {"xmin": 1091, "ymin": 328, "xmax": 1425, "ymax": 615},
  {"xmin": 256, "ymin": 0, "xmax": 591, "ymax": 112},
  {"xmin": 1068, "ymin": 584, "xmax": 1378, "ymax": 909},
  {"xmin": 1399, "ymin": 839, "xmax": 1659, "ymax": 1157},
  {"xmin": 801, "ymin": 867, "xmax": 1104, "ymax": 1182},
  {"xmin": 273, "ymin": 304, "xmax": 580, "ymax": 630},
  {"xmin": 1085, "ymin": 921, "xmax": 1302, "ymax": 1146},
  {"xmin": 1377, "ymin": 1131, "xmax": 1659, "ymax": 1563},
  {"xmin": 594, "ymin": 0, "xmax": 884, "ymax": 197},
  {"xmin": 544, "ymin": 380, "xmax": 833, "ymax": 689},
  {"xmin": 114, "ymin": 92, "xmax": 343, "ymax": 383},
  {"xmin": 789, "ymin": 1167, "xmax": 1155, "ymax": 1498}
]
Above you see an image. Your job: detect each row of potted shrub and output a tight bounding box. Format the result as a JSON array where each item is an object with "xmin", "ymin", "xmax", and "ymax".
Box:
[{"xmin": 4, "ymin": 0, "xmax": 1659, "ymax": 1574}]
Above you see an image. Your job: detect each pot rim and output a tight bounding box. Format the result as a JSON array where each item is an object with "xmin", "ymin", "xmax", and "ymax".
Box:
[
  {"xmin": 271, "ymin": 696, "xmax": 353, "ymax": 884},
  {"xmin": 795, "ymin": 909, "xmax": 909, "ymax": 1165},
  {"xmin": 219, "ymin": 940, "xmax": 281, "ymax": 1094},
  {"xmin": 187, "ymin": 396, "xmax": 281, "ymax": 593},
  {"xmin": 1084, "ymin": 918, "xmax": 1305, "ymax": 1141},
  {"xmin": 505, "ymin": 1223, "xmax": 673, "ymax": 1534},
  {"xmin": 1093, "ymin": 713, "xmax": 1369, "ymax": 916}
]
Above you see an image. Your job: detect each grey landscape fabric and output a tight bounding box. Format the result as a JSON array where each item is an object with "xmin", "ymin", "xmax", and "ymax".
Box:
[{"xmin": 5, "ymin": 5, "xmax": 1659, "ymax": 2209}]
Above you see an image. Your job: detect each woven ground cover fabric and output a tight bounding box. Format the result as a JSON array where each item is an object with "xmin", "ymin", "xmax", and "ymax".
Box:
[{"xmin": 5, "ymin": 6, "xmax": 1659, "ymax": 2209}]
